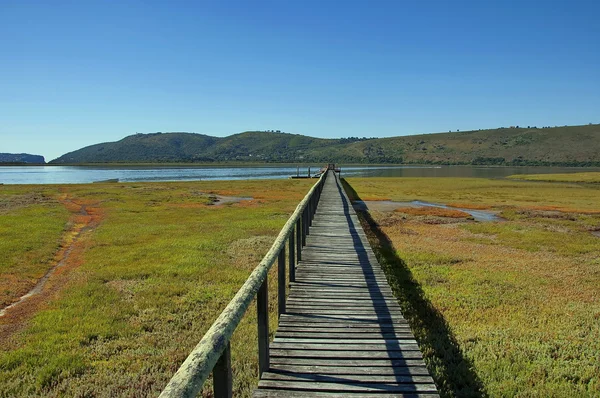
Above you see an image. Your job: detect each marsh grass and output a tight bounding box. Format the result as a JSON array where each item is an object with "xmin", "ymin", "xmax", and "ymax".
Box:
[
  {"xmin": 346, "ymin": 177, "xmax": 600, "ymax": 212},
  {"xmin": 344, "ymin": 177, "xmax": 600, "ymax": 397},
  {"xmin": 0, "ymin": 179, "xmax": 313, "ymax": 397},
  {"xmin": 395, "ymin": 207, "xmax": 472, "ymax": 219},
  {"xmin": 0, "ymin": 186, "xmax": 69, "ymax": 308}
]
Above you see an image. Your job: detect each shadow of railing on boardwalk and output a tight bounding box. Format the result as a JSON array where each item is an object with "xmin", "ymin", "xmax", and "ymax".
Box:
[
  {"xmin": 335, "ymin": 176, "xmax": 425, "ymax": 387},
  {"xmin": 341, "ymin": 178, "xmax": 487, "ymax": 398}
]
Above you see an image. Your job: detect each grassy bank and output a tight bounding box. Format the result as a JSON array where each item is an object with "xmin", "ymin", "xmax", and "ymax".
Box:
[
  {"xmin": 345, "ymin": 176, "xmax": 600, "ymax": 397},
  {"xmin": 0, "ymin": 179, "xmax": 313, "ymax": 397}
]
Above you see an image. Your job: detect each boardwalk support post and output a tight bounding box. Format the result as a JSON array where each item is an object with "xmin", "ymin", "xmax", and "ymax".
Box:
[
  {"xmin": 257, "ymin": 278, "xmax": 269, "ymax": 377},
  {"xmin": 302, "ymin": 208, "xmax": 308, "ymax": 241},
  {"xmin": 296, "ymin": 219, "xmax": 302, "ymax": 261},
  {"xmin": 308, "ymin": 197, "xmax": 313, "ymax": 226},
  {"xmin": 288, "ymin": 231, "xmax": 295, "ymax": 283},
  {"xmin": 213, "ymin": 342, "xmax": 232, "ymax": 398},
  {"xmin": 278, "ymin": 248, "xmax": 286, "ymax": 317}
]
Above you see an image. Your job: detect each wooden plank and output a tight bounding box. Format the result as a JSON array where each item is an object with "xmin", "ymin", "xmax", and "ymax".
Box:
[
  {"xmin": 269, "ymin": 357, "xmax": 427, "ymax": 367},
  {"xmin": 270, "ymin": 341, "xmax": 419, "ymax": 355},
  {"xmin": 288, "ymin": 294, "xmax": 397, "ymax": 300},
  {"xmin": 277, "ymin": 322, "xmax": 409, "ymax": 329},
  {"xmin": 269, "ymin": 364, "xmax": 432, "ymax": 376},
  {"xmin": 284, "ymin": 308, "xmax": 403, "ymax": 315},
  {"xmin": 285, "ymin": 305, "xmax": 402, "ymax": 311},
  {"xmin": 254, "ymin": 391, "xmax": 440, "ymax": 398},
  {"xmin": 286, "ymin": 300, "xmax": 401, "ymax": 307},
  {"xmin": 275, "ymin": 333, "xmax": 415, "ymax": 340},
  {"xmin": 285, "ymin": 304, "xmax": 401, "ymax": 309},
  {"xmin": 260, "ymin": 372, "xmax": 435, "ymax": 384},
  {"xmin": 288, "ymin": 296, "xmax": 397, "ymax": 301},
  {"xmin": 286, "ymin": 299, "xmax": 399, "ymax": 305},
  {"xmin": 290, "ymin": 286, "xmax": 395, "ymax": 292},
  {"xmin": 284, "ymin": 309, "xmax": 404, "ymax": 314},
  {"xmin": 270, "ymin": 342, "xmax": 422, "ymax": 351},
  {"xmin": 276, "ymin": 325, "xmax": 413, "ymax": 331},
  {"xmin": 269, "ymin": 349, "xmax": 424, "ymax": 359},
  {"xmin": 277, "ymin": 327, "xmax": 410, "ymax": 332},
  {"xmin": 257, "ymin": 380, "xmax": 439, "ymax": 393},
  {"xmin": 273, "ymin": 338, "xmax": 418, "ymax": 344},
  {"xmin": 278, "ymin": 318, "xmax": 407, "ymax": 323}
]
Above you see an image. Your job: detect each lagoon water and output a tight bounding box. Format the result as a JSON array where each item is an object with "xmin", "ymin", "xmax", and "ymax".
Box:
[{"xmin": 1, "ymin": 165, "xmax": 598, "ymax": 185}]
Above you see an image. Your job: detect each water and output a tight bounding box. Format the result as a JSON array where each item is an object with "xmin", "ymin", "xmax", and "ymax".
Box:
[
  {"xmin": 353, "ymin": 200, "xmax": 501, "ymax": 222},
  {"xmin": 0, "ymin": 165, "xmax": 598, "ymax": 185},
  {"xmin": 411, "ymin": 200, "xmax": 500, "ymax": 221}
]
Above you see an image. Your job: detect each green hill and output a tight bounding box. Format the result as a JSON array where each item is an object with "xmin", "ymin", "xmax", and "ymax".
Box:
[
  {"xmin": 0, "ymin": 153, "xmax": 45, "ymax": 164},
  {"xmin": 50, "ymin": 124, "xmax": 600, "ymax": 166}
]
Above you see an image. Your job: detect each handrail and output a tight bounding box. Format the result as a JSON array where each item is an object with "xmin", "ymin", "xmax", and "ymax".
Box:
[{"xmin": 160, "ymin": 170, "xmax": 328, "ymax": 398}]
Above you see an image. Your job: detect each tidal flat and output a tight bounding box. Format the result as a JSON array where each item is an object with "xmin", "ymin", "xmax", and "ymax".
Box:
[
  {"xmin": 1, "ymin": 175, "xmax": 599, "ymax": 397},
  {"xmin": 0, "ymin": 179, "xmax": 313, "ymax": 397},
  {"xmin": 344, "ymin": 176, "xmax": 600, "ymax": 397}
]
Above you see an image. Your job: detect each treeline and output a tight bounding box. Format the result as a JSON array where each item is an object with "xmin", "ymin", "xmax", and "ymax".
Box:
[{"xmin": 407, "ymin": 157, "xmax": 600, "ymax": 167}]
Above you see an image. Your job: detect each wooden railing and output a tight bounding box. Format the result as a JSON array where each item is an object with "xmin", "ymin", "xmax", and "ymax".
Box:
[{"xmin": 159, "ymin": 171, "xmax": 328, "ymax": 398}]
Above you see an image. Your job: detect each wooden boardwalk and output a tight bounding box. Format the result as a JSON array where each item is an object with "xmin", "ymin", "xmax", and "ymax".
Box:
[{"xmin": 254, "ymin": 172, "xmax": 439, "ymax": 397}]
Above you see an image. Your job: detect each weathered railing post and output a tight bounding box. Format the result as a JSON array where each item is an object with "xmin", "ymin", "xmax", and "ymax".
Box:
[
  {"xmin": 296, "ymin": 219, "xmax": 302, "ymax": 261},
  {"xmin": 213, "ymin": 342, "xmax": 232, "ymax": 398},
  {"xmin": 303, "ymin": 208, "xmax": 308, "ymax": 240},
  {"xmin": 278, "ymin": 248, "xmax": 286, "ymax": 317},
  {"xmin": 309, "ymin": 196, "xmax": 313, "ymax": 226},
  {"xmin": 289, "ymin": 231, "xmax": 295, "ymax": 283},
  {"xmin": 257, "ymin": 278, "xmax": 269, "ymax": 377}
]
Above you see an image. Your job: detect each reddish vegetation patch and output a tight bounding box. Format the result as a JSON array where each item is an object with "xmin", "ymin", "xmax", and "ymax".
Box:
[
  {"xmin": 207, "ymin": 189, "xmax": 242, "ymax": 196},
  {"xmin": 395, "ymin": 206, "xmax": 472, "ymax": 218},
  {"xmin": 0, "ymin": 195, "xmax": 103, "ymax": 345},
  {"xmin": 447, "ymin": 202, "xmax": 492, "ymax": 210},
  {"xmin": 360, "ymin": 196, "xmax": 392, "ymax": 201},
  {"xmin": 253, "ymin": 193, "xmax": 294, "ymax": 200}
]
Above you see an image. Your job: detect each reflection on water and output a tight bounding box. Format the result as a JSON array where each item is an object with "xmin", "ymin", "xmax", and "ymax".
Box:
[{"xmin": 1, "ymin": 165, "xmax": 599, "ymax": 185}]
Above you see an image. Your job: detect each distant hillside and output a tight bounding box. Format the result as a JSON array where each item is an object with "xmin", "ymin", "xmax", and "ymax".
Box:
[
  {"xmin": 51, "ymin": 125, "xmax": 600, "ymax": 166},
  {"xmin": 0, "ymin": 153, "xmax": 45, "ymax": 164}
]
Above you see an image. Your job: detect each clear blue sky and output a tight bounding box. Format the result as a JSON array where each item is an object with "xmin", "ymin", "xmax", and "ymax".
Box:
[{"xmin": 1, "ymin": 0, "xmax": 599, "ymax": 161}]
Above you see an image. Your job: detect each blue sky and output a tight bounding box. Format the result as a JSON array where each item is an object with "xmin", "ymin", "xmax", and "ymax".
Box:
[{"xmin": 1, "ymin": 0, "xmax": 599, "ymax": 161}]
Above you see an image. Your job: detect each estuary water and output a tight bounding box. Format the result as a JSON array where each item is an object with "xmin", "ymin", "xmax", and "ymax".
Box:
[{"xmin": 0, "ymin": 165, "xmax": 598, "ymax": 185}]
